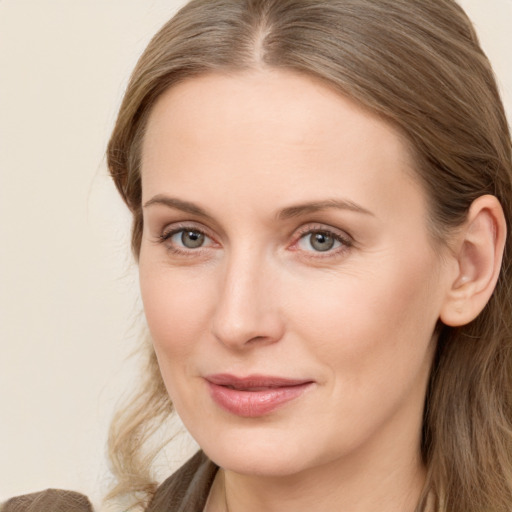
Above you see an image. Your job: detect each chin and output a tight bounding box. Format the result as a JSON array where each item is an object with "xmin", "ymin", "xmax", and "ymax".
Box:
[
  {"xmin": 190, "ymin": 420, "xmax": 324, "ymax": 477},
  {"xmin": 207, "ymin": 442, "xmax": 307, "ymax": 477}
]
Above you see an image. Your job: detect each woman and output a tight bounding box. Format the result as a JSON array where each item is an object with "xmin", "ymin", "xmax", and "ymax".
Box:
[{"xmin": 4, "ymin": 0, "xmax": 512, "ymax": 511}]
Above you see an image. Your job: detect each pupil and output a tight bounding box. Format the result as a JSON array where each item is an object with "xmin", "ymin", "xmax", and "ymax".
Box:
[
  {"xmin": 311, "ymin": 232, "xmax": 334, "ymax": 252},
  {"xmin": 182, "ymin": 230, "xmax": 204, "ymax": 248}
]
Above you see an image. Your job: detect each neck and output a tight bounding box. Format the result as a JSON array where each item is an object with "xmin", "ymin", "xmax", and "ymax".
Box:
[
  {"xmin": 225, "ymin": 457, "xmax": 425, "ymax": 512},
  {"xmin": 207, "ymin": 438, "xmax": 427, "ymax": 512}
]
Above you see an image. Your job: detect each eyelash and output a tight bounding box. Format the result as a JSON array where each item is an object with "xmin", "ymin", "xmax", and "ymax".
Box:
[
  {"xmin": 158, "ymin": 223, "xmax": 216, "ymax": 256},
  {"xmin": 156, "ymin": 223, "xmax": 353, "ymax": 258},
  {"xmin": 290, "ymin": 224, "xmax": 353, "ymax": 259}
]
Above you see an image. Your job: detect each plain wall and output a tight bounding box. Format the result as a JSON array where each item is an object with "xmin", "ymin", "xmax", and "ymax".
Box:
[{"xmin": 0, "ymin": 0, "xmax": 511, "ymax": 507}]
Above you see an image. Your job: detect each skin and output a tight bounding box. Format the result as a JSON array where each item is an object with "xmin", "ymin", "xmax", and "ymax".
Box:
[{"xmin": 138, "ymin": 69, "xmax": 458, "ymax": 512}]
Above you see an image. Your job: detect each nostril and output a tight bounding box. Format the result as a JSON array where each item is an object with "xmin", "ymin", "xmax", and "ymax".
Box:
[
  {"xmin": 211, "ymin": 321, "xmax": 285, "ymax": 350},
  {"xmin": 247, "ymin": 335, "xmax": 268, "ymax": 344}
]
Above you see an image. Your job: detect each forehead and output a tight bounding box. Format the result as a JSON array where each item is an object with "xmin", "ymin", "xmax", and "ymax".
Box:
[
  {"xmin": 141, "ymin": 69, "xmax": 422, "ymax": 220},
  {"xmin": 143, "ymin": 69, "xmax": 412, "ymax": 160}
]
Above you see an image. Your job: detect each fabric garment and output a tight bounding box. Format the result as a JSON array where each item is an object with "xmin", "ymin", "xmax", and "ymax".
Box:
[
  {"xmin": 0, "ymin": 452, "xmax": 217, "ymax": 512},
  {"xmin": 146, "ymin": 451, "xmax": 218, "ymax": 512},
  {"xmin": 1, "ymin": 489, "xmax": 94, "ymax": 512}
]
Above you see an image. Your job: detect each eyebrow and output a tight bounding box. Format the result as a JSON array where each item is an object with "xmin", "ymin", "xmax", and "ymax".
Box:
[
  {"xmin": 277, "ymin": 199, "xmax": 374, "ymax": 220},
  {"xmin": 144, "ymin": 195, "xmax": 213, "ymax": 219},
  {"xmin": 143, "ymin": 195, "xmax": 374, "ymax": 220}
]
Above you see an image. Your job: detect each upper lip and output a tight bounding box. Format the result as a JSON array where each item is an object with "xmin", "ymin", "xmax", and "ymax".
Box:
[{"xmin": 205, "ymin": 374, "xmax": 314, "ymax": 390}]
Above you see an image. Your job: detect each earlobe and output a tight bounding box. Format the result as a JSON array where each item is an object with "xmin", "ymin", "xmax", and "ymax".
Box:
[{"xmin": 440, "ymin": 195, "xmax": 506, "ymax": 327}]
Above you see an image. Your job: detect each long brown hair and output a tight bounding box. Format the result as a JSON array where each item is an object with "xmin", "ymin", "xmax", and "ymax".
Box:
[{"xmin": 106, "ymin": 1, "xmax": 512, "ymax": 510}]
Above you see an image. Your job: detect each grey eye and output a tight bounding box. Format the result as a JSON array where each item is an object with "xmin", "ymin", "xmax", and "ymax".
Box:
[
  {"xmin": 171, "ymin": 230, "xmax": 206, "ymax": 249},
  {"xmin": 309, "ymin": 232, "xmax": 335, "ymax": 251},
  {"xmin": 298, "ymin": 231, "xmax": 342, "ymax": 252},
  {"xmin": 182, "ymin": 230, "xmax": 205, "ymax": 248}
]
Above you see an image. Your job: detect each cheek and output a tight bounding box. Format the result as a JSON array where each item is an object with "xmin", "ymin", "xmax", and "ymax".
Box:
[
  {"xmin": 138, "ymin": 257, "xmax": 215, "ymax": 362},
  {"xmin": 138, "ymin": 259, "xmax": 220, "ymax": 415},
  {"xmin": 286, "ymin": 249, "xmax": 442, "ymax": 386}
]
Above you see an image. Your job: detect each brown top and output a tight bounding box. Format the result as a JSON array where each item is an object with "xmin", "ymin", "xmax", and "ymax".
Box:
[
  {"xmin": 146, "ymin": 451, "xmax": 218, "ymax": 512},
  {"xmin": 1, "ymin": 489, "xmax": 94, "ymax": 512},
  {"xmin": 1, "ymin": 452, "xmax": 217, "ymax": 512}
]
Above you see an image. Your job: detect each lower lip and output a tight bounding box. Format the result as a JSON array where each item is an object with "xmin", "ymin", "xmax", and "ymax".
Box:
[{"xmin": 207, "ymin": 381, "xmax": 313, "ymax": 417}]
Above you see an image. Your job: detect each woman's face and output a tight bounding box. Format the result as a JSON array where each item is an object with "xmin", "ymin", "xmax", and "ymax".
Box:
[{"xmin": 139, "ymin": 70, "xmax": 453, "ymax": 477}]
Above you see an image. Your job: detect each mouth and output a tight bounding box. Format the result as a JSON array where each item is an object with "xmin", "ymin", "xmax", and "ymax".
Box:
[{"xmin": 205, "ymin": 374, "xmax": 314, "ymax": 417}]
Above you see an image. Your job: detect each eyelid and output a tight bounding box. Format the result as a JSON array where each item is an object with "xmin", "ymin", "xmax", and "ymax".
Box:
[
  {"xmin": 159, "ymin": 220, "xmax": 213, "ymax": 239},
  {"xmin": 156, "ymin": 221, "xmax": 220, "ymax": 255},
  {"xmin": 293, "ymin": 222, "xmax": 352, "ymax": 241},
  {"xmin": 289, "ymin": 223, "xmax": 354, "ymax": 256}
]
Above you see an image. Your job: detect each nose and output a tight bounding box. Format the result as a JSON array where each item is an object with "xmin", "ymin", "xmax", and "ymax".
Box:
[{"xmin": 211, "ymin": 250, "xmax": 285, "ymax": 350}]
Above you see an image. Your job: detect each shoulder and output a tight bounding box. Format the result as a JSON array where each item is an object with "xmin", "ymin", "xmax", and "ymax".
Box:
[
  {"xmin": 1, "ymin": 453, "xmax": 217, "ymax": 512},
  {"xmin": 1, "ymin": 489, "xmax": 93, "ymax": 512},
  {"xmin": 146, "ymin": 451, "xmax": 218, "ymax": 512}
]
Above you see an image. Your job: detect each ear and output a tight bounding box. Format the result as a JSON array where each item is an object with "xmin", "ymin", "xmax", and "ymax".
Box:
[{"xmin": 440, "ymin": 195, "xmax": 507, "ymax": 327}]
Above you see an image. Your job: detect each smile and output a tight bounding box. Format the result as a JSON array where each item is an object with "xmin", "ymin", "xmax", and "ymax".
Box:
[{"xmin": 205, "ymin": 374, "xmax": 314, "ymax": 417}]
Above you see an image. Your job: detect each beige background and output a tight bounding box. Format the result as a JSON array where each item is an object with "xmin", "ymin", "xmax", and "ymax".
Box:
[{"xmin": 0, "ymin": 0, "xmax": 511, "ymax": 507}]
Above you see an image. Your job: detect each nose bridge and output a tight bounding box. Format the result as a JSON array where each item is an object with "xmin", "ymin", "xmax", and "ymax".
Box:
[{"xmin": 211, "ymin": 244, "xmax": 283, "ymax": 349}]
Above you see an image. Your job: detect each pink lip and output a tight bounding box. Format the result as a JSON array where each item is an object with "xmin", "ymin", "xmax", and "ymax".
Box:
[{"xmin": 205, "ymin": 374, "xmax": 314, "ymax": 417}]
